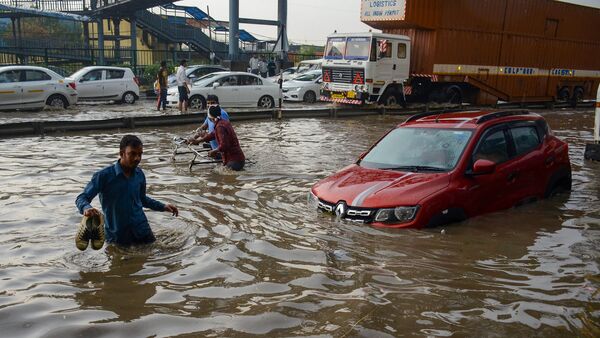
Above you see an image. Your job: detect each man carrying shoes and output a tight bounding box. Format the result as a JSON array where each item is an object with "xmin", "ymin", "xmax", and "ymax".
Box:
[{"xmin": 75, "ymin": 135, "xmax": 178, "ymax": 248}]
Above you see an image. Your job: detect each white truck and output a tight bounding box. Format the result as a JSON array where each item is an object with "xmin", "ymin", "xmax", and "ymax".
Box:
[{"xmin": 320, "ymin": 32, "xmax": 411, "ymax": 106}]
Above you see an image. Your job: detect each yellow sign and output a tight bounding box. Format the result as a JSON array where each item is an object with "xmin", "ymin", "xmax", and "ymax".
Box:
[
  {"xmin": 331, "ymin": 93, "xmax": 345, "ymax": 99},
  {"xmin": 347, "ymin": 91, "xmax": 356, "ymax": 99}
]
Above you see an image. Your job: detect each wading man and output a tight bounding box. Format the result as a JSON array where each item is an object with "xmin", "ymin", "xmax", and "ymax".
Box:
[
  {"xmin": 189, "ymin": 106, "xmax": 245, "ymax": 171},
  {"xmin": 76, "ymin": 135, "xmax": 178, "ymax": 246},
  {"xmin": 187, "ymin": 95, "xmax": 230, "ymax": 157}
]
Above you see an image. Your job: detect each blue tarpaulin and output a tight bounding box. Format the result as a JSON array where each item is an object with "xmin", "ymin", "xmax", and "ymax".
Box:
[{"xmin": 0, "ymin": 4, "xmax": 90, "ymax": 22}]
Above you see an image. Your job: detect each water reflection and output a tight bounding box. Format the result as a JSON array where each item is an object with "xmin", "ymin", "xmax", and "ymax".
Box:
[{"xmin": 0, "ymin": 111, "xmax": 598, "ymax": 337}]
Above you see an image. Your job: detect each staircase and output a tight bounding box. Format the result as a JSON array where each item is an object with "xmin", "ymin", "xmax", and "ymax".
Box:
[{"xmin": 135, "ymin": 10, "xmax": 228, "ymax": 55}]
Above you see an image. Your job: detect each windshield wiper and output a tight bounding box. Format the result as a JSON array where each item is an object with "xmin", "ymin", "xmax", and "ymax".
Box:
[{"xmin": 380, "ymin": 165, "xmax": 447, "ymax": 172}]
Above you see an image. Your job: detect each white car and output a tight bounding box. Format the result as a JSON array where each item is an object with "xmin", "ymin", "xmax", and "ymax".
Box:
[
  {"xmin": 0, "ymin": 65, "xmax": 78, "ymax": 111},
  {"xmin": 282, "ymin": 70, "xmax": 323, "ymax": 103},
  {"xmin": 66, "ymin": 66, "xmax": 140, "ymax": 104},
  {"xmin": 267, "ymin": 59, "xmax": 323, "ymax": 83},
  {"xmin": 167, "ymin": 65, "xmax": 228, "ymax": 88},
  {"xmin": 167, "ymin": 71, "xmax": 281, "ymax": 109}
]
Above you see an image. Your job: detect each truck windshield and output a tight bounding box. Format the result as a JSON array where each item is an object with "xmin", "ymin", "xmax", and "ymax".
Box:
[
  {"xmin": 324, "ymin": 37, "xmax": 346, "ymax": 60},
  {"xmin": 360, "ymin": 128, "xmax": 473, "ymax": 171},
  {"xmin": 345, "ymin": 37, "xmax": 371, "ymax": 61}
]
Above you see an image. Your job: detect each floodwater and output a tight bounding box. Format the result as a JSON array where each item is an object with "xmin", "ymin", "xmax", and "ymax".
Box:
[{"xmin": 0, "ymin": 109, "xmax": 598, "ymax": 337}]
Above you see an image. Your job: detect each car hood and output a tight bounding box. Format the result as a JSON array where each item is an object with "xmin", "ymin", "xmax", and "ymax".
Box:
[
  {"xmin": 312, "ymin": 164, "xmax": 451, "ymax": 208},
  {"xmin": 283, "ymin": 80, "xmax": 314, "ymax": 88}
]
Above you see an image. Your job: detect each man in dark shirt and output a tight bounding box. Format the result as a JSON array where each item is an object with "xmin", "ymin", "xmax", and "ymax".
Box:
[
  {"xmin": 156, "ymin": 61, "xmax": 169, "ymax": 111},
  {"xmin": 76, "ymin": 135, "xmax": 178, "ymax": 246},
  {"xmin": 191, "ymin": 106, "xmax": 245, "ymax": 171}
]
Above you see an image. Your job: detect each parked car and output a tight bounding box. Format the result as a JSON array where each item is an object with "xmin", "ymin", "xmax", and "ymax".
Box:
[
  {"xmin": 282, "ymin": 70, "xmax": 322, "ymax": 103},
  {"xmin": 167, "ymin": 65, "xmax": 229, "ymax": 88},
  {"xmin": 167, "ymin": 71, "xmax": 281, "ymax": 109},
  {"xmin": 0, "ymin": 65, "xmax": 78, "ymax": 111},
  {"xmin": 66, "ymin": 66, "xmax": 139, "ymax": 104},
  {"xmin": 309, "ymin": 110, "xmax": 572, "ymax": 229},
  {"xmin": 268, "ymin": 59, "xmax": 323, "ymax": 83}
]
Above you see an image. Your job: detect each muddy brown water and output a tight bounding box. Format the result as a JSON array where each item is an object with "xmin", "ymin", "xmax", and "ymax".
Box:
[{"xmin": 0, "ymin": 109, "xmax": 598, "ymax": 337}]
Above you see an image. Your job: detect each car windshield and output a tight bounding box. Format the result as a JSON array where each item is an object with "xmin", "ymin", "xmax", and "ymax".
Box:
[
  {"xmin": 345, "ymin": 37, "xmax": 371, "ymax": 60},
  {"xmin": 324, "ymin": 37, "xmax": 346, "ymax": 60},
  {"xmin": 294, "ymin": 72, "xmax": 320, "ymax": 81},
  {"xmin": 360, "ymin": 128, "xmax": 473, "ymax": 171}
]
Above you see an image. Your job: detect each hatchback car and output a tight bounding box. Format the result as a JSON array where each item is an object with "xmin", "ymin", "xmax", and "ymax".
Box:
[
  {"xmin": 167, "ymin": 71, "xmax": 281, "ymax": 109},
  {"xmin": 309, "ymin": 110, "xmax": 572, "ymax": 228},
  {"xmin": 283, "ymin": 70, "xmax": 322, "ymax": 103},
  {"xmin": 0, "ymin": 65, "xmax": 78, "ymax": 111},
  {"xmin": 167, "ymin": 65, "xmax": 228, "ymax": 88},
  {"xmin": 66, "ymin": 66, "xmax": 139, "ymax": 104}
]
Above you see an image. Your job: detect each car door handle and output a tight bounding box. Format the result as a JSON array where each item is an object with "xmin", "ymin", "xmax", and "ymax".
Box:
[
  {"xmin": 393, "ymin": 64, "xmax": 396, "ymax": 70},
  {"xmin": 507, "ymin": 171, "xmax": 518, "ymax": 182}
]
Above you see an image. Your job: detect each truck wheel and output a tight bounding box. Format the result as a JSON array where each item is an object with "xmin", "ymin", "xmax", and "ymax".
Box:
[
  {"xmin": 556, "ymin": 87, "xmax": 570, "ymax": 102},
  {"xmin": 444, "ymin": 87, "xmax": 462, "ymax": 104},
  {"xmin": 570, "ymin": 88, "xmax": 583, "ymax": 107},
  {"xmin": 380, "ymin": 89, "xmax": 398, "ymax": 106}
]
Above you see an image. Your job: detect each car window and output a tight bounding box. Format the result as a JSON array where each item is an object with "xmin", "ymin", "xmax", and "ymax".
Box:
[
  {"xmin": 219, "ymin": 76, "xmax": 239, "ymax": 87},
  {"xmin": 510, "ymin": 126, "xmax": 540, "ymax": 156},
  {"xmin": 239, "ymin": 75, "xmax": 261, "ymax": 86},
  {"xmin": 0, "ymin": 70, "xmax": 21, "ymax": 83},
  {"xmin": 81, "ymin": 70, "xmax": 103, "ymax": 82},
  {"xmin": 24, "ymin": 70, "xmax": 51, "ymax": 82},
  {"xmin": 106, "ymin": 69, "xmax": 125, "ymax": 79},
  {"xmin": 474, "ymin": 129, "xmax": 510, "ymax": 163},
  {"xmin": 361, "ymin": 128, "xmax": 473, "ymax": 171}
]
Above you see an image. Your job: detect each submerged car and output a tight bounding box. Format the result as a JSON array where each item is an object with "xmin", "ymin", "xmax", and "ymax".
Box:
[
  {"xmin": 282, "ymin": 70, "xmax": 322, "ymax": 103},
  {"xmin": 167, "ymin": 71, "xmax": 281, "ymax": 109},
  {"xmin": 67, "ymin": 66, "xmax": 139, "ymax": 104},
  {"xmin": 0, "ymin": 65, "xmax": 78, "ymax": 110},
  {"xmin": 309, "ymin": 110, "xmax": 572, "ymax": 228}
]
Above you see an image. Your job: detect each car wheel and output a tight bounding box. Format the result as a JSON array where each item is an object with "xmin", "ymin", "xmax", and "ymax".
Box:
[
  {"xmin": 122, "ymin": 91, "xmax": 137, "ymax": 104},
  {"xmin": 189, "ymin": 95, "xmax": 206, "ymax": 110},
  {"xmin": 379, "ymin": 89, "xmax": 398, "ymax": 106},
  {"xmin": 258, "ymin": 95, "xmax": 275, "ymax": 108},
  {"xmin": 303, "ymin": 90, "xmax": 317, "ymax": 103},
  {"xmin": 46, "ymin": 94, "xmax": 68, "ymax": 109}
]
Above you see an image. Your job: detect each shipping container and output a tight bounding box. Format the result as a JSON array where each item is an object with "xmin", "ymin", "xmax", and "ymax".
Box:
[{"xmin": 362, "ymin": 0, "xmax": 600, "ymax": 104}]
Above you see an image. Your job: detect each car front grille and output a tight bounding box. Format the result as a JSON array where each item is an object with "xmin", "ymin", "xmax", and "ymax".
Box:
[{"xmin": 318, "ymin": 199, "xmax": 375, "ymax": 223}]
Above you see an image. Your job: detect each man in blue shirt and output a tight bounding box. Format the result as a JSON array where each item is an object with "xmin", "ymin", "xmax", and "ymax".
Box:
[
  {"xmin": 188, "ymin": 95, "xmax": 230, "ymax": 152},
  {"xmin": 76, "ymin": 135, "xmax": 178, "ymax": 246}
]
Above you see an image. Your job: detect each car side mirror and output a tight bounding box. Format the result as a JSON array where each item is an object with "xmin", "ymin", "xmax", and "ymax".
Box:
[
  {"xmin": 79, "ymin": 79, "xmax": 86, "ymax": 83},
  {"xmin": 472, "ymin": 159, "xmax": 496, "ymax": 175},
  {"xmin": 212, "ymin": 82, "xmax": 220, "ymax": 88}
]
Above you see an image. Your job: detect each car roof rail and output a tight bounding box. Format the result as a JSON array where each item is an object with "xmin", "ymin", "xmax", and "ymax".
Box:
[
  {"xmin": 476, "ymin": 110, "xmax": 530, "ymax": 124},
  {"xmin": 404, "ymin": 108, "xmax": 482, "ymax": 123}
]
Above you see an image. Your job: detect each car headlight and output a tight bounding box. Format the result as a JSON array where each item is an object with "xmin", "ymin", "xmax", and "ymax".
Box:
[
  {"xmin": 374, "ymin": 206, "xmax": 419, "ymax": 223},
  {"xmin": 307, "ymin": 191, "xmax": 319, "ymax": 209}
]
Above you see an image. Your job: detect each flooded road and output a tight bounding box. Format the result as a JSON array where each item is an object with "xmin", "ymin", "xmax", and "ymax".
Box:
[{"xmin": 0, "ymin": 110, "xmax": 598, "ymax": 337}]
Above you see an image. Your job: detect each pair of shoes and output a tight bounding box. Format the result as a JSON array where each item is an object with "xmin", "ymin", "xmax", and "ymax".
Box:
[{"xmin": 76, "ymin": 213, "xmax": 105, "ymax": 251}]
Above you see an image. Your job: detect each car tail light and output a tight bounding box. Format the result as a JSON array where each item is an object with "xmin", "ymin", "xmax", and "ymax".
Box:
[
  {"xmin": 68, "ymin": 82, "xmax": 76, "ymax": 90},
  {"xmin": 133, "ymin": 76, "xmax": 140, "ymax": 86},
  {"xmin": 366, "ymin": 79, "xmax": 373, "ymax": 84}
]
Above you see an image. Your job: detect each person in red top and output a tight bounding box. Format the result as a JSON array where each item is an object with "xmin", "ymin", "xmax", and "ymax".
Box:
[{"xmin": 191, "ymin": 105, "xmax": 245, "ymax": 171}]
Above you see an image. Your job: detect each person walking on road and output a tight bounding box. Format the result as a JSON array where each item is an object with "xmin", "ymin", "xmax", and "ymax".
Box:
[
  {"xmin": 268, "ymin": 58, "xmax": 276, "ymax": 77},
  {"xmin": 176, "ymin": 59, "xmax": 190, "ymax": 113},
  {"xmin": 76, "ymin": 135, "xmax": 179, "ymax": 246},
  {"xmin": 156, "ymin": 61, "xmax": 169, "ymax": 111}
]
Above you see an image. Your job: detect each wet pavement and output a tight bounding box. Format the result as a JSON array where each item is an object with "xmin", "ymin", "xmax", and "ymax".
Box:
[{"xmin": 0, "ymin": 109, "xmax": 598, "ymax": 337}]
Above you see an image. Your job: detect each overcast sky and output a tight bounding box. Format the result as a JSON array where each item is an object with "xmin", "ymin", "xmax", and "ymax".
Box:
[{"xmin": 178, "ymin": 0, "xmax": 600, "ymax": 45}]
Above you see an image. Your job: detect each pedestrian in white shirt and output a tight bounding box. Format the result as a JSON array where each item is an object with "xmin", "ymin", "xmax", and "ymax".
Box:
[
  {"xmin": 249, "ymin": 55, "xmax": 259, "ymax": 75},
  {"xmin": 176, "ymin": 59, "xmax": 190, "ymax": 113}
]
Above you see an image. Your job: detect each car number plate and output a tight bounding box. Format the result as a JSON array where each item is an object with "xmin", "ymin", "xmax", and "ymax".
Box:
[{"xmin": 331, "ymin": 93, "xmax": 345, "ymax": 99}]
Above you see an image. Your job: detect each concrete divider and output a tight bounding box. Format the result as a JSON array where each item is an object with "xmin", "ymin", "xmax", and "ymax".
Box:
[{"xmin": 0, "ymin": 105, "xmax": 456, "ymax": 139}]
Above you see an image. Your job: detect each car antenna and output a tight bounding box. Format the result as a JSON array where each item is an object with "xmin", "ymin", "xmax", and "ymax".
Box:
[{"xmin": 435, "ymin": 113, "xmax": 441, "ymax": 123}]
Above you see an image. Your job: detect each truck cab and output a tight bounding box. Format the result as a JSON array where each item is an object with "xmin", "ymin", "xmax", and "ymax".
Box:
[{"xmin": 320, "ymin": 32, "xmax": 410, "ymax": 105}]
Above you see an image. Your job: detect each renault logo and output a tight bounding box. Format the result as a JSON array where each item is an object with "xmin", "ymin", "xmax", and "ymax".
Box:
[{"xmin": 335, "ymin": 201, "xmax": 347, "ymax": 217}]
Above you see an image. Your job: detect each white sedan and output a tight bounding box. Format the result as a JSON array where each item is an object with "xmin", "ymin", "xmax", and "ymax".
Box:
[
  {"xmin": 167, "ymin": 71, "xmax": 281, "ymax": 110},
  {"xmin": 282, "ymin": 70, "xmax": 322, "ymax": 103},
  {"xmin": 0, "ymin": 65, "xmax": 78, "ymax": 111}
]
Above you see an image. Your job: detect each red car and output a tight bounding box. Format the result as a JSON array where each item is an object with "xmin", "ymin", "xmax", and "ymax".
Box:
[{"xmin": 309, "ymin": 110, "xmax": 571, "ymax": 228}]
